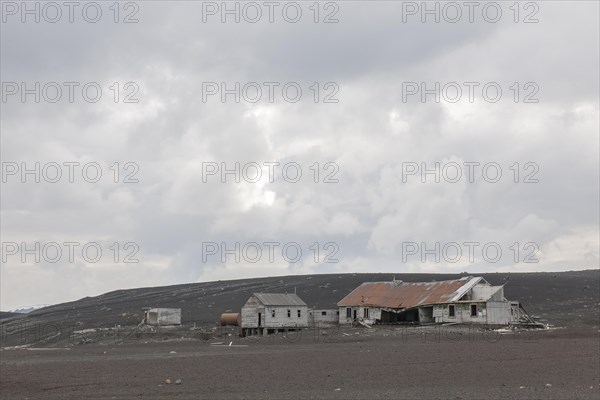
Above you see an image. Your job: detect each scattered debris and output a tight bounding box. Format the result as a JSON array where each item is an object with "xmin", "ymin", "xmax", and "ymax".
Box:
[
  {"xmin": 357, "ymin": 320, "xmax": 372, "ymax": 329},
  {"xmin": 24, "ymin": 348, "xmax": 70, "ymax": 351},
  {"xmin": 175, "ymin": 379, "xmax": 182, "ymax": 385}
]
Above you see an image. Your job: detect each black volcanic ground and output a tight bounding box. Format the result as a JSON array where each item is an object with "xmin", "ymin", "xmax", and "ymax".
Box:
[{"xmin": 1, "ymin": 270, "xmax": 598, "ymax": 347}]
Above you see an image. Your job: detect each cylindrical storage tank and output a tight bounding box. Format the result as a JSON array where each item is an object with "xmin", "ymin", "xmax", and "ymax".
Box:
[{"xmin": 220, "ymin": 313, "xmax": 241, "ymax": 326}]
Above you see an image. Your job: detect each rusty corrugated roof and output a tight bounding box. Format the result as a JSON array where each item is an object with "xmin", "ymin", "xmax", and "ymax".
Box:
[{"xmin": 337, "ymin": 277, "xmax": 475, "ymax": 309}]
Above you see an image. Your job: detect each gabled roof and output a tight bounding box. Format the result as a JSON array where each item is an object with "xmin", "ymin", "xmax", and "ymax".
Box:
[
  {"xmin": 449, "ymin": 277, "xmax": 486, "ymax": 301},
  {"xmin": 337, "ymin": 277, "xmax": 482, "ymax": 309},
  {"xmin": 253, "ymin": 293, "xmax": 307, "ymax": 306}
]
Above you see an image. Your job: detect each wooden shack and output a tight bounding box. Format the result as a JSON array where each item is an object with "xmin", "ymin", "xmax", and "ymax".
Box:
[{"xmin": 241, "ymin": 293, "xmax": 308, "ymax": 336}]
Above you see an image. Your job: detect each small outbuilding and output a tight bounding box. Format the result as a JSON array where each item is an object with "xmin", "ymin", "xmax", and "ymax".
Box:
[
  {"xmin": 308, "ymin": 309, "xmax": 339, "ymax": 327},
  {"xmin": 241, "ymin": 293, "xmax": 308, "ymax": 336},
  {"xmin": 144, "ymin": 308, "xmax": 181, "ymax": 326}
]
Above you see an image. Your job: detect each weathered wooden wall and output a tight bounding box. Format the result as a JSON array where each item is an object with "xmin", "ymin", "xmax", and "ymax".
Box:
[
  {"xmin": 241, "ymin": 295, "xmax": 263, "ymax": 328},
  {"xmin": 241, "ymin": 295, "xmax": 308, "ymax": 328},
  {"xmin": 486, "ymin": 301, "xmax": 516, "ymax": 324}
]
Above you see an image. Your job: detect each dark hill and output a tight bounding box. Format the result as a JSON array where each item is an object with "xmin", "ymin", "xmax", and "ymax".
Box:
[{"xmin": 0, "ymin": 312, "xmax": 21, "ymax": 320}]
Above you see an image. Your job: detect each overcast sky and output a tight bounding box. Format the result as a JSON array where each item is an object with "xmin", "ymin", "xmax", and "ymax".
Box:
[{"xmin": 1, "ymin": 1, "xmax": 598, "ymax": 310}]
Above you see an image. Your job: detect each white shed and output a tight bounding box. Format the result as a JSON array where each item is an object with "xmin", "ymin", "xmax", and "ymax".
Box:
[
  {"xmin": 308, "ymin": 309, "xmax": 339, "ymax": 327},
  {"xmin": 144, "ymin": 308, "xmax": 181, "ymax": 326}
]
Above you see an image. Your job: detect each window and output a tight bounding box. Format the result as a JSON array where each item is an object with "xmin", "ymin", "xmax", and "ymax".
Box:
[
  {"xmin": 321, "ymin": 311, "xmax": 327, "ymax": 316},
  {"xmin": 346, "ymin": 308, "xmax": 351, "ymax": 318},
  {"xmin": 287, "ymin": 309, "xmax": 291, "ymax": 318},
  {"xmin": 297, "ymin": 310, "xmax": 301, "ymax": 318},
  {"xmin": 271, "ymin": 309, "xmax": 275, "ymax": 318},
  {"xmin": 364, "ymin": 308, "xmax": 369, "ymax": 319},
  {"xmin": 470, "ymin": 304, "xmax": 477, "ymax": 317},
  {"xmin": 448, "ymin": 305, "xmax": 455, "ymax": 318}
]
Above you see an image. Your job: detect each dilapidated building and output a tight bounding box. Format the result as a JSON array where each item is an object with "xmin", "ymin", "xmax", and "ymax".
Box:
[
  {"xmin": 338, "ymin": 277, "xmax": 530, "ymax": 326},
  {"xmin": 241, "ymin": 293, "xmax": 308, "ymax": 336},
  {"xmin": 144, "ymin": 308, "xmax": 181, "ymax": 326}
]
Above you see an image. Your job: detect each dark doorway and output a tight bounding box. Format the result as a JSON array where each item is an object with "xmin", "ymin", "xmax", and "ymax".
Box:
[
  {"xmin": 419, "ymin": 306, "xmax": 434, "ymax": 323},
  {"xmin": 380, "ymin": 308, "xmax": 419, "ymax": 324},
  {"xmin": 381, "ymin": 310, "xmax": 400, "ymax": 323},
  {"xmin": 353, "ymin": 310, "xmax": 357, "ymax": 321},
  {"xmin": 258, "ymin": 313, "xmax": 262, "ymax": 326},
  {"xmin": 470, "ymin": 304, "xmax": 477, "ymax": 317}
]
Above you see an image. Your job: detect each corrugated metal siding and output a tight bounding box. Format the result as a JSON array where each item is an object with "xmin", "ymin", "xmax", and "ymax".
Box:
[{"xmin": 241, "ymin": 295, "xmax": 263, "ymax": 328}]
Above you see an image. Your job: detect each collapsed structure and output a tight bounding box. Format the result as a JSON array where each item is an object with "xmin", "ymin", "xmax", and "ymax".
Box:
[{"xmin": 337, "ymin": 276, "xmax": 534, "ymax": 326}]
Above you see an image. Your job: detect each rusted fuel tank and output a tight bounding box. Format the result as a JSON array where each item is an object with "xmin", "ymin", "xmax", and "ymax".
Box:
[{"xmin": 220, "ymin": 313, "xmax": 241, "ymax": 326}]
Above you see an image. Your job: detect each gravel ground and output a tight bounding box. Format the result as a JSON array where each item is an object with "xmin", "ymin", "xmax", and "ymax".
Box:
[{"xmin": 1, "ymin": 327, "xmax": 598, "ymax": 400}]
